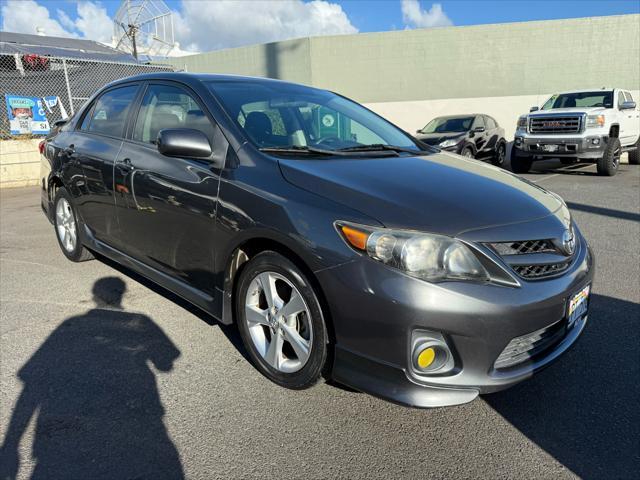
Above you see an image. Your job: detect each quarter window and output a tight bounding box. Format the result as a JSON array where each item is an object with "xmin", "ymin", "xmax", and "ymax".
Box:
[
  {"xmin": 84, "ymin": 85, "xmax": 138, "ymax": 137},
  {"xmin": 133, "ymin": 84, "xmax": 214, "ymax": 144}
]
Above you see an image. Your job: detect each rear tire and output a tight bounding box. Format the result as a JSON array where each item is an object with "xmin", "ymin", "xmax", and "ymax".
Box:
[
  {"xmin": 628, "ymin": 137, "xmax": 640, "ymax": 165},
  {"xmin": 596, "ymin": 137, "xmax": 621, "ymax": 176},
  {"xmin": 53, "ymin": 187, "xmax": 94, "ymax": 262},
  {"xmin": 510, "ymin": 148, "xmax": 532, "ymax": 173},
  {"xmin": 235, "ymin": 251, "xmax": 329, "ymax": 390}
]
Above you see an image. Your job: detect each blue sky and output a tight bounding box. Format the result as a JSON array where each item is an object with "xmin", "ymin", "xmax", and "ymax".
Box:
[{"xmin": 2, "ymin": 1, "xmax": 639, "ymax": 53}]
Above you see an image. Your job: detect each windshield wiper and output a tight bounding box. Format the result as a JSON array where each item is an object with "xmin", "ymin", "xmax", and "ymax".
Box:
[
  {"xmin": 337, "ymin": 144, "xmax": 424, "ymax": 155},
  {"xmin": 259, "ymin": 145, "xmax": 398, "ymax": 157}
]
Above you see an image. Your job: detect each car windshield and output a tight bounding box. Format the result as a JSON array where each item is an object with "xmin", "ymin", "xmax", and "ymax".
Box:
[
  {"xmin": 207, "ymin": 80, "xmax": 422, "ymax": 154},
  {"xmin": 541, "ymin": 91, "xmax": 614, "ymax": 110},
  {"xmin": 420, "ymin": 117, "xmax": 474, "ymax": 133}
]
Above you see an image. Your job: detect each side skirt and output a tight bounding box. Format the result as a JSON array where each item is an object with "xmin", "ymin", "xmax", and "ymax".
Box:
[{"xmin": 82, "ymin": 225, "xmax": 228, "ymax": 324}]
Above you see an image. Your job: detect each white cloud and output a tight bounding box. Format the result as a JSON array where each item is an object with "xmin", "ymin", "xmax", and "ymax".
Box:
[
  {"xmin": 173, "ymin": 0, "xmax": 358, "ymax": 52},
  {"xmin": 401, "ymin": 0, "xmax": 452, "ymax": 29},
  {"xmin": 1, "ymin": 1, "xmax": 112, "ymax": 43},
  {"xmin": 1, "ymin": 0, "xmax": 74, "ymax": 38}
]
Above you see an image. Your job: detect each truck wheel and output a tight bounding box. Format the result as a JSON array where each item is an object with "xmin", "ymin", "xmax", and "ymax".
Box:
[
  {"xmin": 596, "ymin": 137, "xmax": 621, "ymax": 176},
  {"xmin": 510, "ymin": 149, "xmax": 532, "ymax": 174},
  {"xmin": 628, "ymin": 137, "xmax": 640, "ymax": 165}
]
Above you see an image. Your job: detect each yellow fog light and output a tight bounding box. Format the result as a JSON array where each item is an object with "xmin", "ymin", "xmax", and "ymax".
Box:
[{"xmin": 417, "ymin": 347, "xmax": 436, "ymax": 369}]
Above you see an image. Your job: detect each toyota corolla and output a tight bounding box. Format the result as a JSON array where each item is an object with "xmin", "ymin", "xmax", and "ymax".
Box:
[{"xmin": 40, "ymin": 73, "xmax": 594, "ymax": 407}]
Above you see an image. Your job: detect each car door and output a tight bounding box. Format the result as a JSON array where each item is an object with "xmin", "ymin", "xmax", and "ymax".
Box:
[
  {"xmin": 62, "ymin": 84, "xmax": 140, "ymax": 241},
  {"xmin": 483, "ymin": 115, "xmax": 499, "ymax": 154},
  {"xmin": 113, "ymin": 81, "xmax": 228, "ymax": 295},
  {"xmin": 620, "ymin": 91, "xmax": 640, "ymax": 145},
  {"xmin": 471, "ymin": 115, "xmax": 487, "ymax": 156}
]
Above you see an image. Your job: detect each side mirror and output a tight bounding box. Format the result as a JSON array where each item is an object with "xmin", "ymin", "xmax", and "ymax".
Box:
[
  {"xmin": 621, "ymin": 101, "xmax": 636, "ymax": 110},
  {"xmin": 415, "ymin": 129, "xmax": 423, "ymax": 134},
  {"xmin": 473, "ymin": 126, "xmax": 485, "ymax": 133},
  {"xmin": 52, "ymin": 118, "xmax": 68, "ymax": 128},
  {"xmin": 157, "ymin": 128, "xmax": 212, "ymax": 158},
  {"xmin": 530, "ymin": 106, "xmax": 539, "ymax": 112}
]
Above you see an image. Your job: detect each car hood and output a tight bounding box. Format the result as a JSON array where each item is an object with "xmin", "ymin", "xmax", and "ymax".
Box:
[
  {"xmin": 278, "ymin": 152, "xmax": 564, "ymax": 236},
  {"xmin": 530, "ymin": 107, "xmax": 605, "ymax": 116},
  {"xmin": 416, "ymin": 132, "xmax": 466, "ymax": 145}
]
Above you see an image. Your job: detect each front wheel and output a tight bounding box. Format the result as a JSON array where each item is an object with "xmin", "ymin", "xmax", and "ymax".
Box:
[
  {"xmin": 510, "ymin": 149, "xmax": 532, "ymax": 173},
  {"xmin": 235, "ymin": 251, "xmax": 329, "ymax": 390},
  {"xmin": 491, "ymin": 142, "xmax": 506, "ymax": 167},
  {"xmin": 53, "ymin": 187, "xmax": 94, "ymax": 262},
  {"xmin": 461, "ymin": 147, "xmax": 474, "ymax": 159},
  {"xmin": 596, "ymin": 137, "xmax": 621, "ymax": 176},
  {"xmin": 628, "ymin": 137, "xmax": 639, "ymax": 165}
]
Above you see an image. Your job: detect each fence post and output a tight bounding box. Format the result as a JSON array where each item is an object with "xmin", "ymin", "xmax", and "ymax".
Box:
[{"xmin": 62, "ymin": 59, "xmax": 74, "ymax": 115}]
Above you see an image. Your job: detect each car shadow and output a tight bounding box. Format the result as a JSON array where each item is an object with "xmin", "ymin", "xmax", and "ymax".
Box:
[
  {"xmin": 485, "ymin": 294, "xmax": 640, "ymax": 479},
  {"xmin": 0, "ymin": 277, "xmax": 185, "ymax": 480}
]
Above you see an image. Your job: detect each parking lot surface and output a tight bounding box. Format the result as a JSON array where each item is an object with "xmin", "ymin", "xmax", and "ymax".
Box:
[{"xmin": 1, "ymin": 159, "xmax": 638, "ymax": 479}]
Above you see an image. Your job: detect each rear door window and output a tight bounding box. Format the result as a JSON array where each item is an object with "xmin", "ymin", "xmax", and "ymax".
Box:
[{"xmin": 84, "ymin": 85, "xmax": 138, "ymax": 138}]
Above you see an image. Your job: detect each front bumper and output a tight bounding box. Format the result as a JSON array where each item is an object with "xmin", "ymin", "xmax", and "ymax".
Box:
[
  {"xmin": 514, "ymin": 133, "xmax": 607, "ymax": 160},
  {"xmin": 318, "ymin": 230, "xmax": 594, "ymax": 408}
]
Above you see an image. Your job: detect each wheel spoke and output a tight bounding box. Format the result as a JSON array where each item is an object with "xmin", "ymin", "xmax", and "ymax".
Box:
[
  {"xmin": 257, "ymin": 272, "xmax": 279, "ymax": 309},
  {"xmin": 281, "ymin": 324, "xmax": 310, "ymax": 363},
  {"xmin": 264, "ymin": 329, "xmax": 283, "ymax": 369},
  {"xmin": 245, "ymin": 305, "xmax": 270, "ymax": 327},
  {"xmin": 280, "ymin": 290, "xmax": 305, "ymax": 319}
]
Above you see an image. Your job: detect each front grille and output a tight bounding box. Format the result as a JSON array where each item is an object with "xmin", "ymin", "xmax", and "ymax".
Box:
[
  {"xmin": 490, "ymin": 239, "xmax": 556, "ymax": 256},
  {"xmin": 529, "ymin": 115, "xmax": 582, "ymax": 134},
  {"xmin": 494, "ymin": 320, "xmax": 566, "ymax": 370},
  {"xmin": 513, "ymin": 262, "xmax": 570, "ymax": 279},
  {"xmin": 486, "ymin": 238, "xmax": 574, "ymax": 280}
]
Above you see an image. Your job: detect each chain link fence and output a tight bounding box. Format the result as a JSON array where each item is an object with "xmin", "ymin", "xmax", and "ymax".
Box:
[{"xmin": 0, "ymin": 53, "xmax": 174, "ymax": 139}]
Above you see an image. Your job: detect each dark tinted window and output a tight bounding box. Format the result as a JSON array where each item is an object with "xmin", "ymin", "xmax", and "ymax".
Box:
[
  {"xmin": 484, "ymin": 116, "xmax": 496, "ymax": 129},
  {"xmin": 421, "ymin": 116, "xmax": 474, "ymax": 133},
  {"xmin": 542, "ymin": 91, "xmax": 613, "ymax": 110},
  {"xmin": 133, "ymin": 84, "xmax": 214, "ymax": 144},
  {"xmin": 85, "ymin": 85, "xmax": 137, "ymax": 137}
]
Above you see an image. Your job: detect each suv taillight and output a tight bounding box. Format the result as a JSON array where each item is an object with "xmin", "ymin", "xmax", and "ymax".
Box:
[{"xmin": 38, "ymin": 140, "xmax": 45, "ymax": 154}]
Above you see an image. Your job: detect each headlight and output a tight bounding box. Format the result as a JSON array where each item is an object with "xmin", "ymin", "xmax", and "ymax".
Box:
[
  {"xmin": 586, "ymin": 114, "xmax": 605, "ymax": 128},
  {"xmin": 337, "ymin": 223, "xmax": 489, "ymax": 282},
  {"xmin": 516, "ymin": 116, "xmax": 527, "ymax": 130},
  {"xmin": 439, "ymin": 139, "xmax": 459, "ymax": 148}
]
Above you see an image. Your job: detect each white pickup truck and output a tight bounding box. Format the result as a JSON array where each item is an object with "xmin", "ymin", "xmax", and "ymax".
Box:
[{"xmin": 512, "ymin": 88, "xmax": 640, "ymax": 176}]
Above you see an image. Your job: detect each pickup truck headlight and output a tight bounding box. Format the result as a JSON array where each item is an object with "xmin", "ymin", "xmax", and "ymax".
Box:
[
  {"xmin": 439, "ymin": 139, "xmax": 459, "ymax": 148},
  {"xmin": 516, "ymin": 116, "xmax": 527, "ymax": 131},
  {"xmin": 337, "ymin": 223, "xmax": 489, "ymax": 282},
  {"xmin": 586, "ymin": 114, "xmax": 605, "ymax": 128}
]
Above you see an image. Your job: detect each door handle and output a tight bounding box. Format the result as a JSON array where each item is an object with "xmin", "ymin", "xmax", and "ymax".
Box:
[{"xmin": 117, "ymin": 158, "xmax": 134, "ymax": 173}]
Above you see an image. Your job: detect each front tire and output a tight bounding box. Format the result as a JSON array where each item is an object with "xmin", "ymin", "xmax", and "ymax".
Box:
[
  {"xmin": 235, "ymin": 251, "xmax": 329, "ymax": 390},
  {"xmin": 597, "ymin": 137, "xmax": 621, "ymax": 176},
  {"xmin": 510, "ymin": 148, "xmax": 532, "ymax": 173},
  {"xmin": 628, "ymin": 137, "xmax": 640, "ymax": 165},
  {"xmin": 461, "ymin": 147, "xmax": 474, "ymax": 159},
  {"xmin": 53, "ymin": 188, "xmax": 94, "ymax": 262},
  {"xmin": 491, "ymin": 142, "xmax": 506, "ymax": 167}
]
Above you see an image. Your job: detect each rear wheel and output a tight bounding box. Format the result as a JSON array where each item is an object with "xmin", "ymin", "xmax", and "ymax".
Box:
[
  {"xmin": 235, "ymin": 251, "xmax": 329, "ymax": 389},
  {"xmin": 510, "ymin": 148, "xmax": 532, "ymax": 173},
  {"xmin": 628, "ymin": 137, "xmax": 640, "ymax": 165},
  {"xmin": 492, "ymin": 142, "xmax": 506, "ymax": 167},
  {"xmin": 596, "ymin": 137, "xmax": 621, "ymax": 176},
  {"xmin": 53, "ymin": 188, "xmax": 94, "ymax": 262}
]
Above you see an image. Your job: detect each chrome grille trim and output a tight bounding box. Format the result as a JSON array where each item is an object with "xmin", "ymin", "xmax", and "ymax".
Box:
[
  {"xmin": 529, "ymin": 115, "xmax": 583, "ymax": 134},
  {"xmin": 485, "ymin": 238, "xmax": 574, "ymax": 280},
  {"xmin": 489, "ymin": 239, "xmax": 556, "ymax": 256}
]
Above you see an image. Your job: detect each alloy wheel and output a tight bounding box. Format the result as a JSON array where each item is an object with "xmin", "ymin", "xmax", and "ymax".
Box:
[
  {"xmin": 56, "ymin": 198, "xmax": 77, "ymax": 252},
  {"xmin": 244, "ymin": 271, "xmax": 312, "ymax": 373}
]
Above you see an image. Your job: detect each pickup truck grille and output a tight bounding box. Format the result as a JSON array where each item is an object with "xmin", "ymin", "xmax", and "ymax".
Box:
[{"xmin": 529, "ymin": 115, "xmax": 582, "ymax": 134}]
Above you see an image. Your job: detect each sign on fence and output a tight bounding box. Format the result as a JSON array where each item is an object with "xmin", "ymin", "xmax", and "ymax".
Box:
[{"xmin": 4, "ymin": 95, "xmax": 68, "ymax": 135}]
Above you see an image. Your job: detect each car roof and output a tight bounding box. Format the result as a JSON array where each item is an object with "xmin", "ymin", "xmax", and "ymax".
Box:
[
  {"xmin": 432, "ymin": 114, "xmax": 482, "ymax": 120},
  {"xmin": 551, "ymin": 88, "xmax": 617, "ymax": 94},
  {"xmin": 105, "ymin": 71, "xmax": 316, "ymax": 91}
]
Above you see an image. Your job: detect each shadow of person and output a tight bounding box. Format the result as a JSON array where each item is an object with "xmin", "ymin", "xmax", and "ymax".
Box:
[
  {"xmin": 0, "ymin": 277, "xmax": 184, "ymax": 480},
  {"xmin": 485, "ymin": 294, "xmax": 640, "ymax": 479}
]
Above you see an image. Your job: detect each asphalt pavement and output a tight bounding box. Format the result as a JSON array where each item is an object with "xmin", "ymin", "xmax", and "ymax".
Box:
[{"xmin": 1, "ymin": 159, "xmax": 638, "ymax": 479}]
